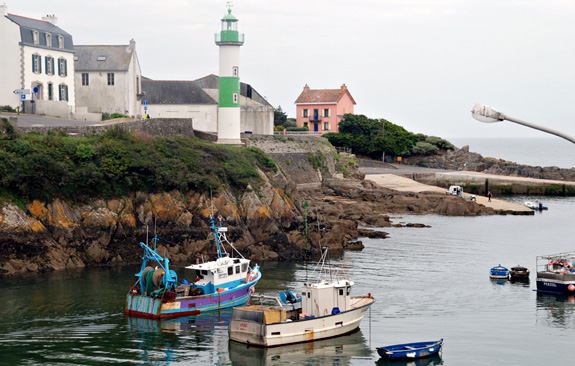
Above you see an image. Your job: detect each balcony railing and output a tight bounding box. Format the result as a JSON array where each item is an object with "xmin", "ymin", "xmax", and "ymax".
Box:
[{"xmin": 308, "ymin": 115, "xmax": 322, "ymax": 122}]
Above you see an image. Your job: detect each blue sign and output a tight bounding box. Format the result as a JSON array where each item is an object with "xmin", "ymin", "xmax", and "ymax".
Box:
[
  {"xmin": 21, "ymin": 94, "xmax": 26, "ymax": 100},
  {"xmin": 143, "ymin": 100, "xmax": 148, "ymax": 105},
  {"xmin": 144, "ymin": 106, "xmax": 147, "ymax": 111}
]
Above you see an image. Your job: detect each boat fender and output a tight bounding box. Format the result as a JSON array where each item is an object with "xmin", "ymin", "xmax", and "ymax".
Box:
[
  {"xmin": 331, "ymin": 307, "xmax": 340, "ymax": 315},
  {"xmin": 568, "ymin": 284, "xmax": 575, "ymax": 292}
]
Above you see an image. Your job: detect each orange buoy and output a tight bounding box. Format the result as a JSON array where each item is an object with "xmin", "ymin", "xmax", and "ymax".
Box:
[{"xmin": 568, "ymin": 284, "xmax": 575, "ymax": 292}]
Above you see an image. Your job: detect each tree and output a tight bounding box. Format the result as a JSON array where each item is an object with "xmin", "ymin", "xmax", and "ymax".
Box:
[{"xmin": 274, "ymin": 106, "xmax": 288, "ymax": 127}]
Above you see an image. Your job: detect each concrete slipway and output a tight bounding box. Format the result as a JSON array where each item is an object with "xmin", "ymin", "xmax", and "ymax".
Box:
[{"xmin": 362, "ymin": 166, "xmax": 575, "ymax": 215}]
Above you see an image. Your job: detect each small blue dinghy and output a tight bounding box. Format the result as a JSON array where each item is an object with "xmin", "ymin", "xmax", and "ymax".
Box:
[
  {"xmin": 376, "ymin": 339, "xmax": 443, "ymax": 359},
  {"xmin": 490, "ymin": 264, "xmax": 510, "ymax": 279}
]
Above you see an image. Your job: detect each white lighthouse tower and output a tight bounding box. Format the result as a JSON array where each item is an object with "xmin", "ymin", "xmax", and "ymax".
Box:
[{"xmin": 215, "ymin": 4, "xmax": 244, "ymax": 145}]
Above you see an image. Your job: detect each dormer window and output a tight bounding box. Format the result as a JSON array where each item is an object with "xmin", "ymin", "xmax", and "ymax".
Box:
[
  {"xmin": 46, "ymin": 33, "xmax": 52, "ymax": 47},
  {"xmin": 33, "ymin": 31, "xmax": 39, "ymax": 45},
  {"xmin": 58, "ymin": 35, "xmax": 64, "ymax": 49}
]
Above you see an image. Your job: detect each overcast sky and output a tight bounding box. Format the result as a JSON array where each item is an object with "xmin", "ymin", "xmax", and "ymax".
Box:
[{"xmin": 9, "ymin": 1, "xmax": 575, "ymax": 139}]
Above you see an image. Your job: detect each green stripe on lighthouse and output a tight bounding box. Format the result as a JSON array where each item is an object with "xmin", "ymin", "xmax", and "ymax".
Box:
[{"xmin": 219, "ymin": 76, "xmax": 240, "ymax": 108}]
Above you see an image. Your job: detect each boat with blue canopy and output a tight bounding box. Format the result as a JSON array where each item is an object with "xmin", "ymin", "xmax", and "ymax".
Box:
[{"xmin": 125, "ymin": 215, "xmax": 261, "ymax": 319}]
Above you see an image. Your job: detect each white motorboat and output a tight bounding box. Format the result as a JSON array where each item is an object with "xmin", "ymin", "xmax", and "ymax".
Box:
[
  {"xmin": 228, "ymin": 247, "xmax": 375, "ymax": 347},
  {"xmin": 524, "ymin": 201, "xmax": 548, "ymax": 210}
]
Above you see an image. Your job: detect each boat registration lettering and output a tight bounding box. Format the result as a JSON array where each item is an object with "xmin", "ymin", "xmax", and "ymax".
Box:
[
  {"xmin": 239, "ymin": 322, "xmax": 248, "ymax": 331},
  {"xmin": 543, "ymin": 282, "xmax": 557, "ymax": 287}
]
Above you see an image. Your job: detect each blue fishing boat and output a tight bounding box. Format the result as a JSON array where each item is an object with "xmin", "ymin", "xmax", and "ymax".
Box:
[
  {"xmin": 376, "ymin": 339, "xmax": 443, "ymax": 360},
  {"xmin": 125, "ymin": 215, "xmax": 261, "ymax": 319},
  {"xmin": 489, "ymin": 264, "xmax": 509, "ymax": 279}
]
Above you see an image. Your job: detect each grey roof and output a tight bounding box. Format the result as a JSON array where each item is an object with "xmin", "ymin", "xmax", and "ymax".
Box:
[
  {"xmin": 6, "ymin": 14, "xmax": 74, "ymax": 51},
  {"xmin": 194, "ymin": 74, "xmax": 273, "ymax": 107},
  {"xmin": 141, "ymin": 80, "xmax": 218, "ymax": 105},
  {"xmin": 74, "ymin": 45, "xmax": 134, "ymax": 71}
]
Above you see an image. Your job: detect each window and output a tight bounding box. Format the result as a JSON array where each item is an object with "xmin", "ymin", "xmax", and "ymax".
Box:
[
  {"xmin": 303, "ymin": 109, "xmax": 309, "ymax": 118},
  {"xmin": 47, "ymin": 83, "xmax": 53, "ymax": 100},
  {"xmin": 313, "ymin": 109, "xmax": 319, "ymax": 119},
  {"xmin": 107, "ymin": 73, "xmax": 115, "ymax": 86},
  {"xmin": 241, "ymin": 263, "xmax": 248, "ymax": 272},
  {"xmin": 227, "ymin": 266, "xmax": 233, "ymax": 276},
  {"xmin": 303, "ymin": 122, "xmax": 308, "ymax": 128},
  {"xmin": 235, "ymin": 265, "xmax": 240, "ymax": 274},
  {"xmin": 58, "ymin": 84, "xmax": 68, "ymax": 101},
  {"xmin": 58, "ymin": 58, "xmax": 67, "ymax": 76},
  {"xmin": 233, "ymin": 66, "xmax": 239, "ymax": 77},
  {"xmin": 82, "ymin": 73, "xmax": 89, "ymax": 86},
  {"xmin": 46, "ymin": 33, "xmax": 52, "ymax": 47},
  {"xmin": 324, "ymin": 108, "xmax": 330, "ymax": 117},
  {"xmin": 339, "ymin": 289, "xmax": 344, "ymax": 296},
  {"xmin": 32, "ymin": 54, "xmax": 42, "ymax": 73},
  {"xmin": 58, "ymin": 35, "xmax": 64, "ymax": 49},
  {"xmin": 33, "ymin": 30, "xmax": 39, "ymax": 44},
  {"xmin": 323, "ymin": 122, "xmax": 330, "ymax": 131},
  {"xmin": 45, "ymin": 56, "xmax": 54, "ymax": 75},
  {"xmin": 233, "ymin": 92, "xmax": 239, "ymax": 104}
]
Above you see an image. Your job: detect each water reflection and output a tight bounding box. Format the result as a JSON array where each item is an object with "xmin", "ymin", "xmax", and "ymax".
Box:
[
  {"xmin": 228, "ymin": 329, "xmax": 372, "ymax": 366},
  {"xmin": 536, "ymin": 292, "xmax": 575, "ymax": 329},
  {"xmin": 375, "ymin": 354, "xmax": 443, "ymax": 366}
]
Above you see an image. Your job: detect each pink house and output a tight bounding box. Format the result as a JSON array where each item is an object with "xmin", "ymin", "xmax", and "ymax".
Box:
[{"xmin": 294, "ymin": 84, "xmax": 356, "ymax": 133}]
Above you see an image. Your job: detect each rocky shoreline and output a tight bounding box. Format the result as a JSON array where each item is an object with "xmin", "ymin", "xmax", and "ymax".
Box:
[{"xmin": 4, "ymin": 138, "xmax": 564, "ymax": 277}]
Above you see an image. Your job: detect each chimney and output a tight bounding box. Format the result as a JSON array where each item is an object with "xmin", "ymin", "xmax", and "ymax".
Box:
[
  {"xmin": 1, "ymin": 4, "xmax": 8, "ymax": 16},
  {"xmin": 341, "ymin": 83, "xmax": 347, "ymax": 91},
  {"xmin": 303, "ymin": 84, "xmax": 310, "ymax": 92},
  {"xmin": 129, "ymin": 38, "xmax": 136, "ymax": 52},
  {"xmin": 42, "ymin": 14, "xmax": 58, "ymax": 26}
]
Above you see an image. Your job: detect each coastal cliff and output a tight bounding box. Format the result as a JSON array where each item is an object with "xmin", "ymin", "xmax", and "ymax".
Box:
[{"xmin": 0, "ymin": 134, "xmax": 495, "ymax": 276}]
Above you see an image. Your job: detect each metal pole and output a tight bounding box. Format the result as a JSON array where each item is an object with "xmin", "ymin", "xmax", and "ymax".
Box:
[
  {"xmin": 503, "ymin": 115, "xmax": 575, "ymax": 145},
  {"xmin": 304, "ymin": 201, "xmax": 308, "ymax": 236},
  {"xmin": 381, "ymin": 120, "xmax": 385, "ymax": 162}
]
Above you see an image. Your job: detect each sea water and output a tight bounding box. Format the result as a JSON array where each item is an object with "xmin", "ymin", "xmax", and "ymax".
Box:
[
  {"xmin": 1, "ymin": 138, "xmax": 575, "ymax": 365},
  {"xmin": 449, "ymin": 137, "xmax": 575, "ymax": 169}
]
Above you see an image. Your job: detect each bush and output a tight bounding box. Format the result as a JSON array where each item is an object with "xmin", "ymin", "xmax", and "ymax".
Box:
[
  {"xmin": 411, "ymin": 141, "xmax": 440, "ymax": 156},
  {"xmin": 102, "ymin": 112, "xmax": 130, "ymax": 121},
  {"xmin": 0, "ymin": 105, "xmax": 17, "ymax": 113},
  {"xmin": 286, "ymin": 126, "xmax": 309, "ymax": 132}
]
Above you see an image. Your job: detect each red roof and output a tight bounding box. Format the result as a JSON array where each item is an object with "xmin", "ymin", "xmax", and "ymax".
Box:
[{"xmin": 294, "ymin": 84, "xmax": 356, "ymax": 105}]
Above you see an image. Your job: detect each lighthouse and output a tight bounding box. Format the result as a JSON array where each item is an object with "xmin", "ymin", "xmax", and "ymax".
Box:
[{"xmin": 215, "ymin": 5, "xmax": 244, "ymax": 145}]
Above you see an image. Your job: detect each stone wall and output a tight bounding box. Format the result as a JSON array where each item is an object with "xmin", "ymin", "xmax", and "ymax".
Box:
[
  {"xmin": 245, "ymin": 135, "xmax": 337, "ymax": 184},
  {"xmin": 16, "ymin": 118, "xmax": 195, "ymax": 138}
]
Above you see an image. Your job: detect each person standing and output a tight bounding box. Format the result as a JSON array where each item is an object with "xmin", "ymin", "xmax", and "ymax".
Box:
[{"xmin": 487, "ymin": 191, "xmax": 493, "ymax": 202}]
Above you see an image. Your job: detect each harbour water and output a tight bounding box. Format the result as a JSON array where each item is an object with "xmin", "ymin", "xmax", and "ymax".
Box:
[{"xmin": 2, "ymin": 138, "xmax": 575, "ymax": 365}]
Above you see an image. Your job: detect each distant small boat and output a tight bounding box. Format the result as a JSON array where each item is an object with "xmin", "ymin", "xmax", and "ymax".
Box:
[
  {"xmin": 510, "ymin": 265, "xmax": 530, "ymax": 280},
  {"xmin": 376, "ymin": 339, "xmax": 443, "ymax": 360},
  {"xmin": 524, "ymin": 201, "xmax": 548, "ymax": 210},
  {"xmin": 490, "ymin": 264, "xmax": 509, "ymax": 279}
]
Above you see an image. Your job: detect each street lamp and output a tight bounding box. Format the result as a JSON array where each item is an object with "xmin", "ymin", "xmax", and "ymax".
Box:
[{"xmin": 471, "ymin": 103, "xmax": 575, "ymax": 144}]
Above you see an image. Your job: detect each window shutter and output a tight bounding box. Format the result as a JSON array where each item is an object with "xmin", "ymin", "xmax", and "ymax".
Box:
[
  {"xmin": 38, "ymin": 56, "xmax": 42, "ymax": 74},
  {"xmin": 45, "ymin": 57, "xmax": 48, "ymax": 74},
  {"xmin": 32, "ymin": 54, "xmax": 36, "ymax": 72},
  {"xmin": 64, "ymin": 59, "xmax": 67, "ymax": 76},
  {"xmin": 66, "ymin": 85, "xmax": 69, "ymax": 101},
  {"xmin": 58, "ymin": 59, "xmax": 61, "ymax": 76},
  {"xmin": 58, "ymin": 85, "xmax": 62, "ymax": 101}
]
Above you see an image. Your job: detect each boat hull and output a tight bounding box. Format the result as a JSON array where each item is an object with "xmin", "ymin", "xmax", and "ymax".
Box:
[
  {"xmin": 377, "ymin": 339, "xmax": 443, "ymax": 359},
  {"xmin": 229, "ymin": 297, "xmax": 374, "ymax": 347},
  {"xmin": 126, "ymin": 274, "xmax": 260, "ymax": 319},
  {"xmin": 536, "ymin": 272, "xmax": 575, "ymax": 295}
]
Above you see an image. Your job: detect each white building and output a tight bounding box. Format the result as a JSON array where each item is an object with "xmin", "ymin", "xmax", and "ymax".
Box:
[
  {"xmin": 74, "ymin": 40, "xmax": 142, "ymax": 118},
  {"xmin": 194, "ymin": 74, "xmax": 274, "ymax": 135},
  {"xmin": 140, "ymin": 79, "xmax": 217, "ymax": 131},
  {"xmin": 0, "ymin": 5, "xmax": 75, "ymax": 116}
]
